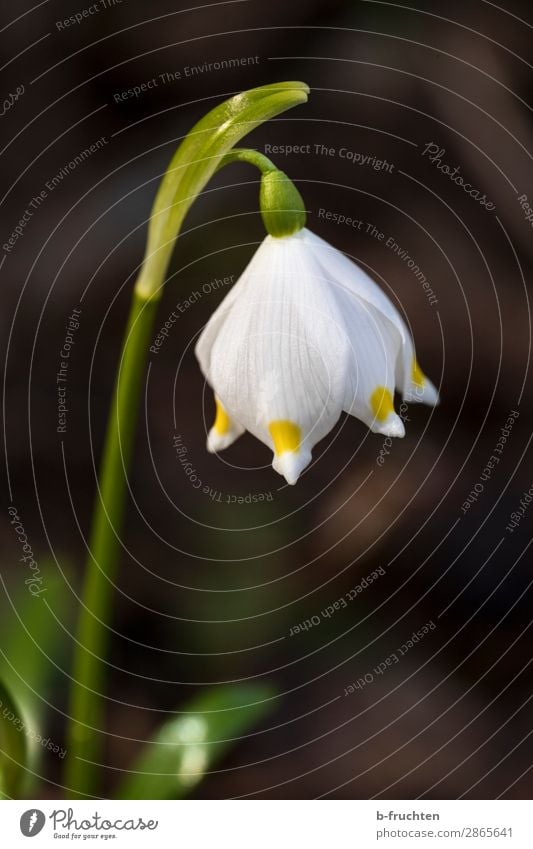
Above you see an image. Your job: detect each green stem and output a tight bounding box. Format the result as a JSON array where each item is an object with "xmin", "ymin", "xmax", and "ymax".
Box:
[
  {"xmin": 216, "ymin": 148, "xmax": 277, "ymax": 174},
  {"xmin": 65, "ymin": 287, "xmax": 159, "ymax": 798},
  {"xmin": 63, "ymin": 81, "xmax": 309, "ymax": 799}
]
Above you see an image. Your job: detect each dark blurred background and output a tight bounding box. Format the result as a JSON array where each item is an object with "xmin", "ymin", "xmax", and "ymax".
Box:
[{"xmin": 2, "ymin": 0, "xmax": 533, "ymax": 799}]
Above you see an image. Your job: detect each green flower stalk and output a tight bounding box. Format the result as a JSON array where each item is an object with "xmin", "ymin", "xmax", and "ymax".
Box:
[
  {"xmin": 63, "ymin": 82, "xmax": 309, "ymax": 799},
  {"xmin": 217, "ymin": 148, "xmax": 306, "ymax": 236}
]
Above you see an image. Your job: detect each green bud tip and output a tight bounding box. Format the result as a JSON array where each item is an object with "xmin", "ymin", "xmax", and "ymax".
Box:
[{"xmin": 259, "ymin": 170, "xmax": 307, "ymax": 238}]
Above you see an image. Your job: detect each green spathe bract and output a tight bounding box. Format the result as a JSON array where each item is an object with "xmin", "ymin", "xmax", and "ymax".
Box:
[
  {"xmin": 137, "ymin": 81, "xmax": 309, "ymax": 298},
  {"xmin": 64, "ymin": 82, "xmax": 309, "ymax": 799}
]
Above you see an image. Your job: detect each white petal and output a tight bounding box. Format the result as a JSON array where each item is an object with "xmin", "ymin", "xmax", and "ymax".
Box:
[
  {"xmin": 404, "ymin": 367, "xmax": 440, "ymax": 405},
  {"xmin": 198, "ymin": 232, "xmax": 351, "ymax": 483},
  {"xmin": 195, "ymin": 255, "xmax": 255, "ymax": 379},
  {"xmin": 302, "ymin": 228, "xmax": 405, "ymax": 329},
  {"xmin": 302, "ymin": 228, "xmax": 439, "ymax": 406},
  {"xmin": 273, "ymin": 448, "xmax": 312, "ymax": 486},
  {"xmin": 336, "ymin": 288, "xmax": 405, "ymax": 437}
]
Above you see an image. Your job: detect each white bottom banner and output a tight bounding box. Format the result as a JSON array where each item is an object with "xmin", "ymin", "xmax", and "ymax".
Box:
[{"xmin": 0, "ymin": 799, "xmax": 531, "ymax": 847}]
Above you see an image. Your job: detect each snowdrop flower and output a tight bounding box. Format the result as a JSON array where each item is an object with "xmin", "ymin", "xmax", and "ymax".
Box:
[{"xmin": 195, "ymin": 173, "xmax": 438, "ymax": 485}]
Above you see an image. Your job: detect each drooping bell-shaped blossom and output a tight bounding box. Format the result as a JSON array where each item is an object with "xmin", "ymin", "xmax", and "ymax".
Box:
[{"xmin": 195, "ymin": 227, "xmax": 438, "ymax": 484}]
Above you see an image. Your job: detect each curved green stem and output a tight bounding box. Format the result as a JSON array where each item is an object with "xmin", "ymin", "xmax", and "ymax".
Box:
[
  {"xmin": 216, "ymin": 148, "xmax": 278, "ymax": 174},
  {"xmin": 218, "ymin": 149, "xmax": 307, "ymax": 236},
  {"xmin": 64, "ymin": 82, "xmax": 308, "ymax": 799}
]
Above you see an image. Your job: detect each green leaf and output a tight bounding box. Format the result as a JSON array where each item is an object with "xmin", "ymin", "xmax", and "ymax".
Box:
[
  {"xmin": 116, "ymin": 684, "xmax": 277, "ymax": 799},
  {"xmin": 0, "ymin": 678, "xmax": 27, "ymax": 798},
  {"xmin": 0, "ymin": 564, "xmax": 71, "ymax": 720},
  {"xmin": 1, "ymin": 563, "xmax": 72, "ymax": 794},
  {"xmin": 137, "ymin": 81, "xmax": 309, "ymax": 298}
]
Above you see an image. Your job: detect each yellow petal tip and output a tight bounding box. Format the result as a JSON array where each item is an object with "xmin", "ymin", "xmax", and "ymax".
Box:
[
  {"xmin": 213, "ymin": 397, "xmax": 230, "ymax": 435},
  {"xmin": 411, "ymin": 358, "xmax": 425, "ymax": 388},
  {"xmin": 370, "ymin": 386, "xmax": 395, "ymax": 423},
  {"xmin": 268, "ymin": 420, "xmax": 302, "ymax": 455}
]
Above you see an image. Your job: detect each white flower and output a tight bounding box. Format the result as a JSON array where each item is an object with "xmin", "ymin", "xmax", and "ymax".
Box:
[{"xmin": 195, "ymin": 228, "xmax": 438, "ymax": 485}]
